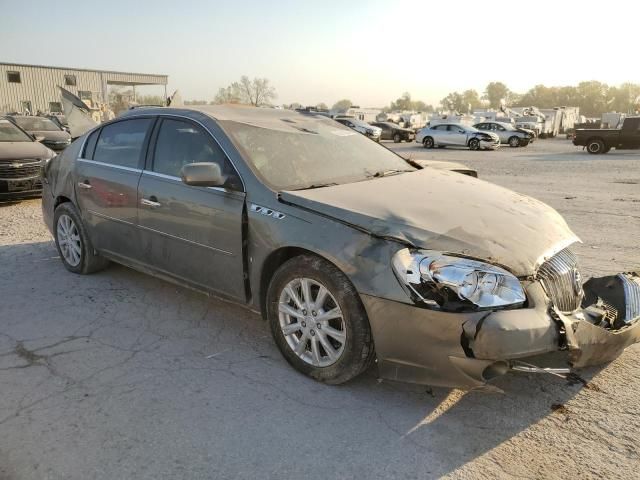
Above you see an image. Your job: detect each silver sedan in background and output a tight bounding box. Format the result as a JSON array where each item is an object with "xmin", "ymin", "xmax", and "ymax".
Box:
[
  {"xmin": 474, "ymin": 121, "xmax": 534, "ymax": 147},
  {"xmin": 416, "ymin": 123, "xmax": 500, "ymax": 150}
]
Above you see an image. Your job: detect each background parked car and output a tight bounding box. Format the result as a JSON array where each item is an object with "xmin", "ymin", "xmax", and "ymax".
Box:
[
  {"xmin": 334, "ymin": 117, "xmax": 382, "ymax": 142},
  {"xmin": 8, "ymin": 115, "xmax": 72, "ymax": 151},
  {"xmin": 46, "ymin": 114, "xmax": 70, "ymax": 134},
  {"xmin": 473, "ymin": 121, "xmax": 533, "ymax": 147},
  {"xmin": 370, "ymin": 122, "xmax": 416, "ymax": 143},
  {"xmin": 0, "ymin": 117, "xmax": 55, "ymax": 199},
  {"xmin": 416, "ymin": 123, "xmax": 500, "ymax": 150}
]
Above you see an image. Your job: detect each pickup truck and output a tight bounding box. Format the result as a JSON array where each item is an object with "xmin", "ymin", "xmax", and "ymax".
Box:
[{"xmin": 573, "ymin": 116, "xmax": 640, "ymax": 154}]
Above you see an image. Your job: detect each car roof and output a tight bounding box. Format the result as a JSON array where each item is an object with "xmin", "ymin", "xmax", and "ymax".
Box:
[{"xmin": 120, "ymin": 105, "xmax": 337, "ymax": 133}]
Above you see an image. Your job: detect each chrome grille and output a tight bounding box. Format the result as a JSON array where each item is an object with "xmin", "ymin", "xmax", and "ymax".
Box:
[
  {"xmin": 538, "ymin": 248, "xmax": 584, "ymax": 313},
  {"xmin": 619, "ymin": 273, "xmax": 640, "ymax": 323},
  {"xmin": 0, "ymin": 161, "xmax": 41, "ymax": 179}
]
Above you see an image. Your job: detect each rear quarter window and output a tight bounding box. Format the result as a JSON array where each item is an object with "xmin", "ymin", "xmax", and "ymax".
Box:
[{"xmin": 82, "ymin": 129, "xmax": 100, "ymax": 159}]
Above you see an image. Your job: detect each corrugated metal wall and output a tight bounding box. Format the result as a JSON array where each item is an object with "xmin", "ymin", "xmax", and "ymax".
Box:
[{"xmin": 0, "ymin": 63, "xmax": 167, "ymax": 113}]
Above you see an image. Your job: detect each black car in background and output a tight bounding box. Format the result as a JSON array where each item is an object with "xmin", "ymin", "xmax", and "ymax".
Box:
[
  {"xmin": 8, "ymin": 115, "xmax": 72, "ymax": 151},
  {"xmin": 370, "ymin": 122, "xmax": 415, "ymax": 143},
  {"xmin": 0, "ymin": 118, "xmax": 55, "ymax": 199},
  {"xmin": 573, "ymin": 116, "xmax": 640, "ymax": 154},
  {"xmin": 46, "ymin": 114, "xmax": 70, "ymax": 134}
]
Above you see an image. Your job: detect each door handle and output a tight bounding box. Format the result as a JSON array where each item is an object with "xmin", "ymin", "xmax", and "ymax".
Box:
[
  {"xmin": 141, "ymin": 197, "xmax": 161, "ymax": 208},
  {"xmin": 77, "ymin": 181, "xmax": 92, "ymax": 190}
]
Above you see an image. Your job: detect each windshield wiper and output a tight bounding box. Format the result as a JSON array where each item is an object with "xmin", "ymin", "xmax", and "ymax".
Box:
[
  {"xmin": 293, "ymin": 182, "xmax": 339, "ymax": 190},
  {"xmin": 367, "ymin": 169, "xmax": 414, "ymax": 178}
]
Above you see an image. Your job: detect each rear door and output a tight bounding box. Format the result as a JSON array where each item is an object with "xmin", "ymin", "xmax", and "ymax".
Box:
[
  {"xmin": 136, "ymin": 117, "xmax": 246, "ymax": 300},
  {"xmin": 379, "ymin": 123, "xmax": 392, "ymax": 140},
  {"xmin": 75, "ymin": 117, "xmax": 154, "ymax": 263}
]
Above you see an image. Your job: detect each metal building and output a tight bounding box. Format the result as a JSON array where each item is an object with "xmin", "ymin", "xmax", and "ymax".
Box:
[{"xmin": 0, "ymin": 62, "xmax": 168, "ymax": 114}]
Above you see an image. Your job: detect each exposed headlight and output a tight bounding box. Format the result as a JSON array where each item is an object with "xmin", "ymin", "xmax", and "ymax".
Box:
[{"xmin": 392, "ymin": 249, "xmax": 526, "ymax": 311}]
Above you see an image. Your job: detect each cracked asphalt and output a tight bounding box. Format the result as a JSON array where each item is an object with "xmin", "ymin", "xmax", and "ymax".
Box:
[{"xmin": 1, "ymin": 137, "xmax": 639, "ymax": 479}]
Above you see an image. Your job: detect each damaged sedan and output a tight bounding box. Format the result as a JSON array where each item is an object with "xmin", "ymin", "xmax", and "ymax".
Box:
[{"xmin": 41, "ymin": 105, "xmax": 640, "ymax": 389}]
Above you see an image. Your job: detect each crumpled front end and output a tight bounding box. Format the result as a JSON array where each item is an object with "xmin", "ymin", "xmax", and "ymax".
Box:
[{"xmin": 364, "ymin": 246, "xmax": 640, "ymax": 389}]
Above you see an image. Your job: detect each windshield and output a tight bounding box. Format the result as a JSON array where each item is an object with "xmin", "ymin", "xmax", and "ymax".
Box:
[
  {"xmin": 221, "ymin": 119, "xmax": 415, "ymax": 190},
  {"xmin": 349, "ymin": 119, "xmax": 372, "ymax": 128},
  {"xmin": 13, "ymin": 116, "xmax": 61, "ymax": 132},
  {"xmin": 0, "ymin": 120, "xmax": 33, "ymax": 142}
]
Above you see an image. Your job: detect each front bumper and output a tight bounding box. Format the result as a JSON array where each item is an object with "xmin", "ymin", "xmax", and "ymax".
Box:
[
  {"xmin": 0, "ymin": 177, "xmax": 43, "ymax": 199},
  {"xmin": 479, "ymin": 139, "xmax": 500, "ymax": 150},
  {"xmin": 362, "ymin": 274, "xmax": 640, "ymax": 389}
]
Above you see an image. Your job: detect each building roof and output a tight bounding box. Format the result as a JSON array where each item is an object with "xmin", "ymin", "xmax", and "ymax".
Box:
[{"xmin": 0, "ymin": 62, "xmax": 167, "ymax": 82}]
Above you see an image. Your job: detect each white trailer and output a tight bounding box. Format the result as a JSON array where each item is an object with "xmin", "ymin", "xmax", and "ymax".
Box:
[
  {"xmin": 428, "ymin": 111, "xmax": 476, "ymax": 127},
  {"xmin": 342, "ymin": 106, "xmax": 382, "ymax": 123}
]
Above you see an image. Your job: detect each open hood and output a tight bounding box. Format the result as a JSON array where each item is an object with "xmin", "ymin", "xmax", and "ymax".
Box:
[
  {"xmin": 280, "ymin": 168, "xmax": 579, "ymax": 276},
  {"xmin": 59, "ymin": 86, "xmax": 98, "ymax": 139}
]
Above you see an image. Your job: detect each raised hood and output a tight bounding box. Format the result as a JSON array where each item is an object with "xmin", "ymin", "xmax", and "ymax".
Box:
[{"xmin": 280, "ymin": 168, "xmax": 579, "ymax": 276}]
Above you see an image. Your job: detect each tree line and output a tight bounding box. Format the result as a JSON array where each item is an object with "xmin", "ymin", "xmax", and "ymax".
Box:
[
  {"xmin": 441, "ymin": 81, "xmax": 640, "ymax": 117},
  {"xmin": 185, "ymin": 77, "xmax": 640, "ymax": 118}
]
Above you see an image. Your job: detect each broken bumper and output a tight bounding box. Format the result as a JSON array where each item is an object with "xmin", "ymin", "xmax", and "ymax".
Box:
[
  {"xmin": 479, "ymin": 139, "xmax": 500, "ymax": 150},
  {"xmin": 362, "ymin": 274, "xmax": 640, "ymax": 389}
]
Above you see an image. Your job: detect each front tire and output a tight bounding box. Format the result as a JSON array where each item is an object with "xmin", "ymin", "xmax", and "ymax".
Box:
[
  {"xmin": 587, "ymin": 139, "xmax": 605, "ymax": 154},
  {"xmin": 508, "ymin": 136, "xmax": 520, "ymax": 147},
  {"xmin": 54, "ymin": 202, "xmax": 109, "ymax": 274},
  {"xmin": 267, "ymin": 255, "xmax": 374, "ymax": 384},
  {"xmin": 468, "ymin": 138, "xmax": 480, "ymax": 150},
  {"xmin": 393, "ymin": 133, "xmax": 401, "ymax": 143}
]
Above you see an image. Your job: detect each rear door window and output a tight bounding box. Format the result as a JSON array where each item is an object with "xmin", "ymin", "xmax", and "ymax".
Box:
[{"xmin": 93, "ymin": 118, "xmax": 153, "ymax": 169}]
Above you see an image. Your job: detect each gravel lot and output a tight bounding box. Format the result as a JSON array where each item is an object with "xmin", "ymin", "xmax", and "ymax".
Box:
[{"xmin": 1, "ymin": 137, "xmax": 639, "ymax": 479}]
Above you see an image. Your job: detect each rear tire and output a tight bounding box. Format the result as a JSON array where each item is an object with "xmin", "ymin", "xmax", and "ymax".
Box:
[
  {"xmin": 54, "ymin": 202, "xmax": 109, "ymax": 274},
  {"xmin": 423, "ymin": 136, "xmax": 434, "ymax": 149},
  {"xmin": 267, "ymin": 255, "xmax": 374, "ymax": 385},
  {"xmin": 587, "ymin": 139, "xmax": 605, "ymax": 154}
]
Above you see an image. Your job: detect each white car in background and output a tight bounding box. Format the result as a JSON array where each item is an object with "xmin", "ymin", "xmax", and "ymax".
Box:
[
  {"xmin": 416, "ymin": 123, "xmax": 500, "ymax": 150},
  {"xmin": 473, "ymin": 121, "xmax": 534, "ymax": 147},
  {"xmin": 334, "ymin": 117, "xmax": 382, "ymax": 142}
]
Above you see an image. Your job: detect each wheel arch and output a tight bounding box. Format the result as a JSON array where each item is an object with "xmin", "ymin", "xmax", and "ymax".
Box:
[
  {"xmin": 54, "ymin": 195, "xmax": 72, "ymax": 209},
  {"xmin": 258, "ymin": 246, "xmax": 348, "ymax": 321},
  {"xmin": 586, "ymin": 136, "xmax": 606, "ymax": 147}
]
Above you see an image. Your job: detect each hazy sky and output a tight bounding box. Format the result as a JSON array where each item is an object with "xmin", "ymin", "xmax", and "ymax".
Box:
[{"xmin": 1, "ymin": 0, "xmax": 637, "ymax": 107}]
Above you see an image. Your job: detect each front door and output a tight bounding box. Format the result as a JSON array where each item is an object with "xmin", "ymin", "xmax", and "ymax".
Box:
[
  {"xmin": 618, "ymin": 119, "xmax": 640, "ymax": 148},
  {"xmin": 137, "ymin": 117, "xmax": 246, "ymax": 300},
  {"xmin": 75, "ymin": 117, "xmax": 154, "ymax": 263},
  {"xmin": 447, "ymin": 125, "xmax": 466, "ymax": 147}
]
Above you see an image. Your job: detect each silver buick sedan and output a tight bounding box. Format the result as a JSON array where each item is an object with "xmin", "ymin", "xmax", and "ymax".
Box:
[{"xmin": 42, "ymin": 105, "xmax": 640, "ymax": 389}]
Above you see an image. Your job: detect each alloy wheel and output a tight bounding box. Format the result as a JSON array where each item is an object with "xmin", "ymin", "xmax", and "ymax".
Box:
[
  {"xmin": 57, "ymin": 214, "xmax": 82, "ymax": 267},
  {"xmin": 278, "ymin": 277, "xmax": 346, "ymax": 367}
]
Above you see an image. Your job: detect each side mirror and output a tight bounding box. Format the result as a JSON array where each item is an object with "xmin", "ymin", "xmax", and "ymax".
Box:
[
  {"xmin": 181, "ymin": 162, "xmax": 225, "ymax": 187},
  {"xmin": 35, "ymin": 135, "xmax": 45, "ymax": 142}
]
